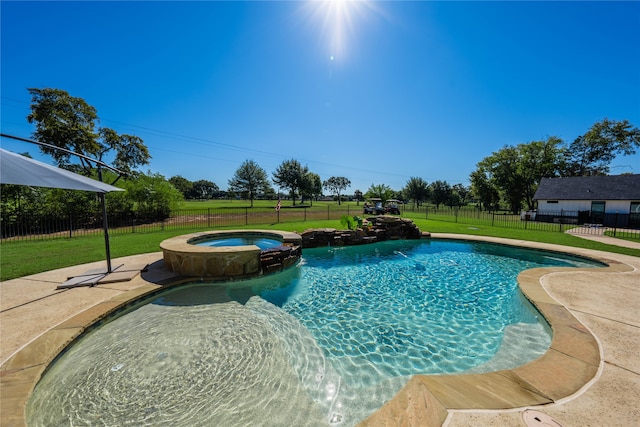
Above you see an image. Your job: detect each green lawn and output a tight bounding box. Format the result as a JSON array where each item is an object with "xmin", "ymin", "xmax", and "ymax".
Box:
[
  {"xmin": 179, "ymin": 199, "xmax": 361, "ymax": 210},
  {"xmin": 1, "ymin": 216, "xmax": 638, "ymax": 282}
]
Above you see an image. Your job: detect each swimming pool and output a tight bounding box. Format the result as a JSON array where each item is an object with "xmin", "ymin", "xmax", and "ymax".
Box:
[
  {"xmin": 26, "ymin": 240, "xmax": 603, "ymax": 426},
  {"xmin": 194, "ymin": 236, "xmax": 284, "ymax": 250}
]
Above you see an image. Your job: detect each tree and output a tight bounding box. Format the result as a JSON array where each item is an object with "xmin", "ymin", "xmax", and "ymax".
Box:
[
  {"xmin": 564, "ymin": 118, "xmax": 640, "ymax": 176},
  {"xmin": 27, "ymin": 88, "xmax": 150, "ymax": 175},
  {"xmin": 403, "ymin": 177, "xmax": 429, "ymax": 208},
  {"xmin": 272, "ymin": 159, "xmax": 309, "ymax": 206},
  {"xmin": 0, "ymin": 153, "xmax": 46, "ymax": 220},
  {"xmin": 168, "ymin": 176, "xmax": 194, "ymax": 199},
  {"xmin": 323, "ymin": 176, "xmax": 351, "ymax": 205},
  {"xmin": 518, "ymin": 137, "xmax": 564, "ymax": 209},
  {"xmin": 429, "ymin": 180, "xmax": 451, "ymax": 209},
  {"xmin": 353, "ymin": 189, "xmax": 363, "ymax": 205},
  {"xmin": 470, "ymin": 170, "xmax": 500, "ymax": 210},
  {"xmin": 450, "ymin": 183, "xmax": 470, "ymax": 208},
  {"xmin": 301, "ymin": 172, "xmax": 323, "ymax": 205},
  {"xmin": 365, "ymin": 183, "xmax": 394, "ymax": 202},
  {"xmin": 262, "ymin": 185, "xmax": 277, "ymax": 200},
  {"xmin": 1, "ymin": 173, "xmax": 48, "ymax": 224},
  {"xmin": 228, "ymin": 160, "xmax": 270, "ymax": 207},
  {"xmin": 191, "ymin": 180, "xmax": 219, "ymax": 200},
  {"xmin": 476, "ymin": 146, "xmax": 525, "ymax": 214},
  {"xmin": 113, "ymin": 172, "xmax": 183, "ymax": 220},
  {"xmin": 470, "ymin": 136, "xmax": 565, "ymax": 213}
]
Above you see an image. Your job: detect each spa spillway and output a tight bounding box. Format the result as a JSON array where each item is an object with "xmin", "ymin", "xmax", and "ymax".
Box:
[{"xmin": 160, "ymin": 230, "xmax": 302, "ymax": 279}]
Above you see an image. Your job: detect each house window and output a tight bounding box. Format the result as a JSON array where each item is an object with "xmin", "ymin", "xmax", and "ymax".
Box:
[
  {"xmin": 631, "ymin": 202, "xmax": 640, "ymax": 228},
  {"xmin": 546, "ymin": 200, "xmax": 558, "ymax": 204},
  {"xmin": 591, "ymin": 201, "xmax": 605, "ymax": 224}
]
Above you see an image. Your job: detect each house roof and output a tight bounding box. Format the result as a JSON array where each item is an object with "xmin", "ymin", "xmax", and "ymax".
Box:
[{"xmin": 533, "ymin": 174, "xmax": 640, "ymax": 201}]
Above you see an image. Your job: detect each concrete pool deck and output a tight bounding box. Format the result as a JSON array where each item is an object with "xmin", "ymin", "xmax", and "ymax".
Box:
[{"xmin": 1, "ymin": 234, "xmax": 639, "ymax": 426}]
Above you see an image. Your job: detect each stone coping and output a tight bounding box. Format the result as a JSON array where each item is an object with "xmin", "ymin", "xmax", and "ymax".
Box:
[
  {"xmin": 160, "ymin": 229, "xmax": 302, "ymax": 254},
  {"xmin": 1, "ymin": 235, "xmax": 634, "ymax": 427},
  {"xmin": 160, "ymin": 229, "xmax": 303, "ymax": 278}
]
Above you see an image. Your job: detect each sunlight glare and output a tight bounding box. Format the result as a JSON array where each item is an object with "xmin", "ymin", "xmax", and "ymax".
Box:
[{"xmin": 301, "ymin": 0, "xmax": 377, "ymax": 62}]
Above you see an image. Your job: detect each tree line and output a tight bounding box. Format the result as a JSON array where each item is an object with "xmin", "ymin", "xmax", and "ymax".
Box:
[
  {"xmin": 470, "ymin": 119, "xmax": 640, "ymax": 213},
  {"xmin": 2, "ymin": 87, "xmax": 638, "ymax": 225}
]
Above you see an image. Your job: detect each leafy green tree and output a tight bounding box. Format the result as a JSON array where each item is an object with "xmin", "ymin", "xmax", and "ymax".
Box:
[
  {"xmin": 470, "ymin": 170, "xmax": 500, "ymax": 210},
  {"xmin": 0, "ymin": 182, "xmax": 48, "ymax": 222},
  {"xmin": 27, "ymin": 87, "xmax": 150, "ymax": 175},
  {"xmin": 429, "ymin": 180, "xmax": 451, "ymax": 209},
  {"xmin": 168, "ymin": 176, "xmax": 194, "ymax": 199},
  {"xmin": 477, "ymin": 146, "xmax": 525, "ymax": 213},
  {"xmin": 0, "ymin": 153, "xmax": 45, "ymax": 220},
  {"xmin": 272, "ymin": 159, "xmax": 309, "ymax": 206},
  {"xmin": 471, "ymin": 136, "xmax": 565, "ymax": 213},
  {"xmin": 114, "ymin": 172, "xmax": 183, "ymax": 220},
  {"xmin": 564, "ymin": 118, "xmax": 640, "ymax": 176},
  {"xmin": 403, "ymin": 177, "xmax": 429, "ymax": 208},
  {"xmin": 262, "ymin": 185, "xmax": 277, "ymax": 200},
  {"xmin": 365, "ymin": 183, "xmax": 394, "ymax": 202},
  {"xmin": 391, "ymin": 190, "xmax": 404, "ymax": 201},
  {"xmin": 44, "ymin": 169, "xmax": 125, "ymax": 221},
  {"xmin": 301, "ymin": 172, "xmax": 323, "ymax": 205},
  {"xmin": 228, "ymin": 160, "xmax": 270, "ymax": 207},
  {"xmin": 191, "ymin": 180, "xmax": 219, "ymax": 200},
  {"xmin": 518, "ymin": 137, "xmax": 565, "ymax": 209},
  {"xmin": 322, "ymin": 176, "xmax": 351, "ymax": 205},
  {"xmin": 450, "ymin": 183, "xmax": 471, "ymax": 208},
  {"xmin": 353, "ymin": 189, "xmax": 363, "ymax": 205}
]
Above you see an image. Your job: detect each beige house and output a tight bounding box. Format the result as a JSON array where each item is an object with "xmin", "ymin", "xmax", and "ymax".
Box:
[{"xmin": 533, "ymin": 174, "xmax": 640, "ymax": 227}]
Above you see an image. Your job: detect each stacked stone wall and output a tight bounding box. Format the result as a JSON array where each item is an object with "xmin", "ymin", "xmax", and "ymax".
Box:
[
  {"xmin": 161, "ymin": 221, "xmax": 426, "ymax": 279},
  {"xmin": 260, "ymin": 245, "xmax": 302, "ymax": 274},
  {"xmin": 301, "ymin": 216, "xmax": 426, "ymax": 248}
]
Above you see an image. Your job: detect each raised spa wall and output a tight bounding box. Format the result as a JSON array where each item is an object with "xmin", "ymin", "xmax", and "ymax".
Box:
[
  {"xmin": 160, "ymin": 230, "xmax": 303, "ymax": 279},
  {"xmin": 160, "ymin": 217, "xmax": 428, "ymax": 279}
]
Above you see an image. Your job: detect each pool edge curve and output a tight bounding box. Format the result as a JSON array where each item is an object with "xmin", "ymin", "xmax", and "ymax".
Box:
[{"xmin": 1, "ymin": 234, "xmax": 634, "ymax": 427}]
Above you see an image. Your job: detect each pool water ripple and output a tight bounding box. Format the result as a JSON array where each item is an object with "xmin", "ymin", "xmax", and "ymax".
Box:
[{"xmin": 27, "ymin": 240, "xmax": 602, "ymax": 426}]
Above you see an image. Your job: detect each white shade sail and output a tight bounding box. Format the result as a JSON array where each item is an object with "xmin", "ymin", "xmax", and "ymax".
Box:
[{"xmin": 0, "ymin": 148, "xmax": 124, "ymax": 193}]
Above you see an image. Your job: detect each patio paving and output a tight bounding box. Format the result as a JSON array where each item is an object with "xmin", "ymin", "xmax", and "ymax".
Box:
[{"xmin": 1, "ymin": 234, "xmax": 638, "ymax": 427}]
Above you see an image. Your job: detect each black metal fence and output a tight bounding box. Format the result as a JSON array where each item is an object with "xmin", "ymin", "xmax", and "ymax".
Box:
[
  {"xmin": 3, "ymin": 205, "xmax": 639, "ymax": 243},
  {"xmin": 402, "ymin": 206, "xmax": 640, "ymax": 240},
  {"xmin": 0, "ymin": 205, "xmax": 357, "ymax": 242}
]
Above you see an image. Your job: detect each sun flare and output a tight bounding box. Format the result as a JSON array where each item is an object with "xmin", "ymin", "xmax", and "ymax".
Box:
[{"xmin": 301, "ymin": 0, "xmax": 377, "ymax": 62}]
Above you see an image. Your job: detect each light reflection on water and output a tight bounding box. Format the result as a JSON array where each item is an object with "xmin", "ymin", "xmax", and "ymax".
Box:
[{"xmin": 26, "ymin": 240, "xmax": 602, "ymax": 426}]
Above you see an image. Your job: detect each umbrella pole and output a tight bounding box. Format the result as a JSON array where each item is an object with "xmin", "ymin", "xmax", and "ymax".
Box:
[
  {"xmin": 100, "ymin": 192, "xmax": 113, "ymax": 273},
  {"xmin": 97, "ymin": 167, "xmax": 113, "ymax": 274}
]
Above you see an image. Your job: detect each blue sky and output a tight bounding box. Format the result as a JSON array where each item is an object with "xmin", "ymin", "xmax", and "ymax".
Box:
[{"xmin": 2, "ymin": 1, "xmax": 639, "ymax": 194}]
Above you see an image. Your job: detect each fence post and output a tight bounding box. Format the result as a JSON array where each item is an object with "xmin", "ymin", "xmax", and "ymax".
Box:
[
  {"xmin": 68, "ymin": 212, "xmax": 73, "ymax": 238},
  {"xmin": 492, "ymin": 211, "xmax": 495, "ymax": 227},
  {"xmin": 425, "ymin": 206, "xmax": 428, "ymax": 220},
  {"xmin": 559, "ymin": 210, "xmax": 564, "ymax": 233},
  {"xmin": 613, "ymin": 213, "xmax": 618, "ymax": 237},
  {"xmin": 304, "ymin": 207, "xmax": 307, "ymax": 222},
  {"xmin": 454, "ymin": 207, "xmax": 459, "ymax": 223},
  {"xmin": 245, "ymin": 207, "xmax": 248, "ymax": 225},
  {"xmin": 327, "ymin": 205, "xmax": 330, "ymax": 220},
  {"xmin": 208, "ymin": 208, "xmax": 211, "ymax": 228}
]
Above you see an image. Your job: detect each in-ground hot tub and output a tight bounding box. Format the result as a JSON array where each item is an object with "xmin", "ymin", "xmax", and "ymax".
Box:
[{"xmin": 160, "ymin": 230, "xmax": 302, "ymax": 279}]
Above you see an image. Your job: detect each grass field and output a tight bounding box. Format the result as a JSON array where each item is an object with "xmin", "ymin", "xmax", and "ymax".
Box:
[
  {"xmin": 179, "ymin": 199, "xmax": 358, "ymax": 210},
  {"xmin": 2, "ymin": 213, "xmax": 638, "ymax": 282}
]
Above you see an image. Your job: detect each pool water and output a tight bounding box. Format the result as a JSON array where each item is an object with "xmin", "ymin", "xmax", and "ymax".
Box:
[
  {"xmin": 194, "ymin": 236, "xmax": 283, "ymax": 250},
  {"xmin": 27, "ymin": 240, "xmax": 602, "ymax": 427}
]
